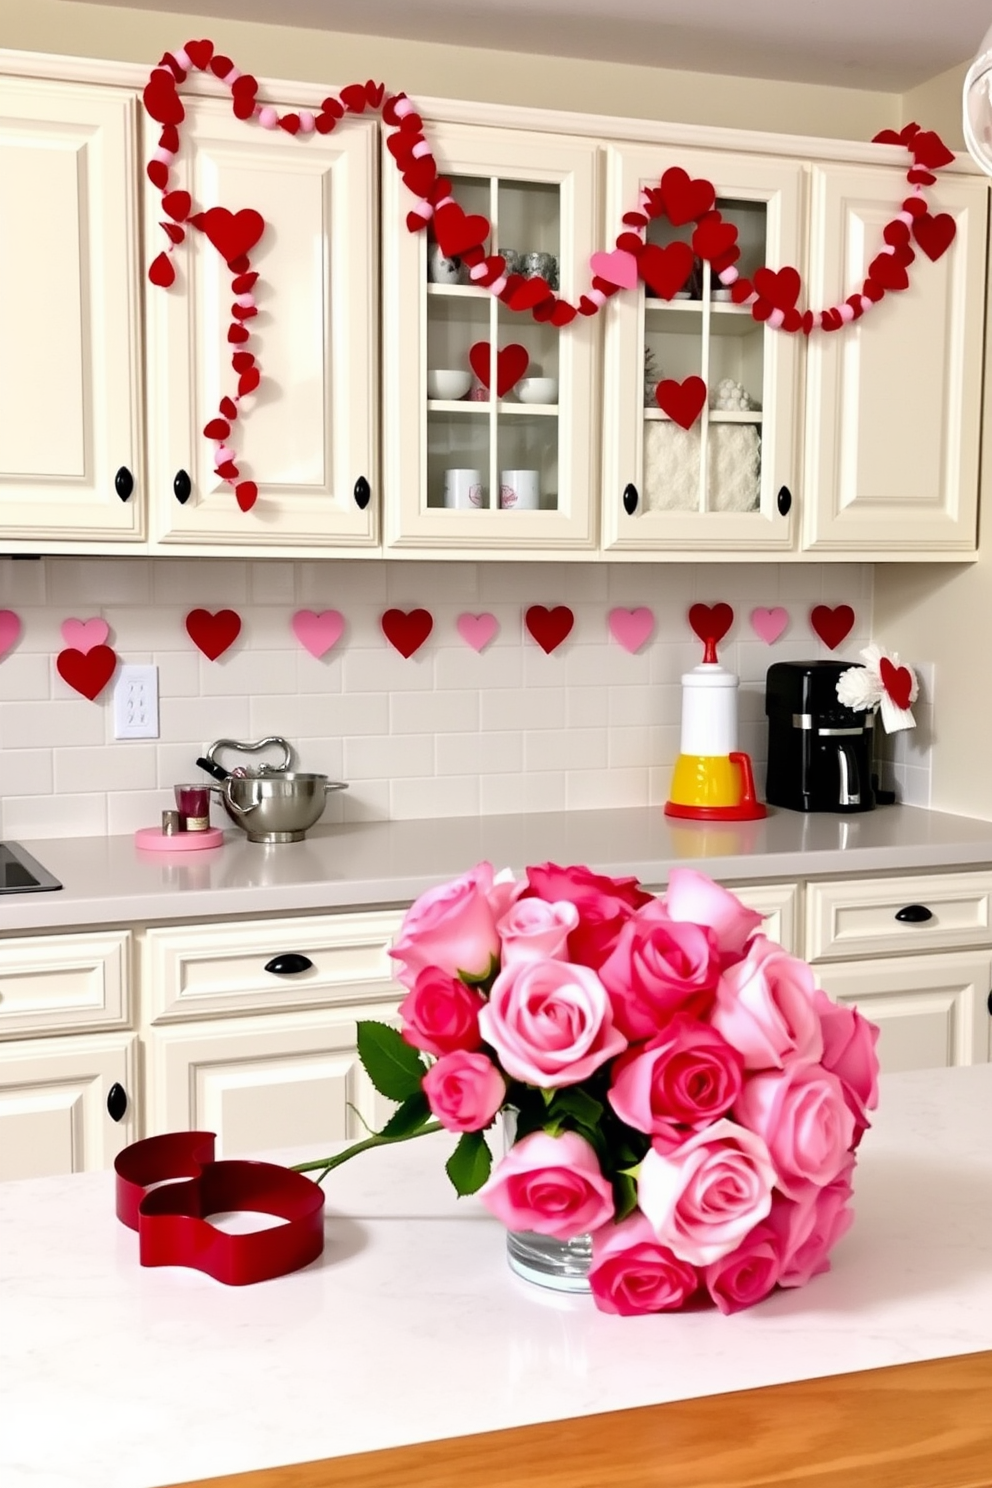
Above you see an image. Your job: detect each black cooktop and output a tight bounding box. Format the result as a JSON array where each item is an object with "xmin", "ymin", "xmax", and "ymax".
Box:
[{"xmin": 0, "ymin": 842, "xmax": 62, "ymax": 893}]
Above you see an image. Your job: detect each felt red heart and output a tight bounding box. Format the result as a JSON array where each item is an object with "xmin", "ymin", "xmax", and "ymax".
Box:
[
  {"xmin": 148, "ymin": 252, "xmax": 175, "ymax": 288},
  {"xmin": 235, "ymin": 481, "xmax": 258, "ymax": 512},
  {"xmin": 277, "ymin": 113, "xmax": 302, "ymax": 136},
  {"xmin": 160, "ymin": 221, "xmax": 185, "ymax": 245},
  {"xmin": 525, "ymin": 605, "xmax": 574, "ymax": 654},
  {"xmin": 147, "ymin": 160, "xmax": 170, "ymax": 190},
  {"xmin": 387, "ymin": 131, "xmax": 416, "ymax": 166},
  {"xmin": 753, "ymin": 266, "xmax": 801, "ymax": 312},
  {"xmin": 159, "ymin": 51, "xmax": 186, "ymax": 83},
  {"xmin": 578, "ymin": 296, "xmax": 598, "ymax": 315},
  {"xmin": 232, "ymin": 93, "xmax": 256, "ymax": 121},
  {"xmin": 398, "ymin": 111, "xmax": 424, "ymax": 135},
  {"xmin": 143, "ymin": 68, "xmax": 185, "ymax": 125},
  {"xmin": 430, "ymin": 178, "xmax": 452, "ymax": 205},
  {"xmin": 232, "ymin": 352, "xmax": 255, "ymax": 372},
  {"xmin": 220, "ymin": 396, "xmax": 238, "ymax": 420},
  {"xmin": 162, "ymin": 190, "xmax": 191, "ymax": 222},
  {"xmin": 228, "ymin": 323, "xmax": 250, "ymax": 343},
  {"xmin": 902, "ymin": 196, "xmax": 928, "ymax": 219},
  {"xmin": 196, "ymin": 207, "xmax": 264, "ymax": 266},
  {"xmin": 913, "ymin": 212, "xmax": 956, "ymax": 262},
  {"xmin": 692, "ymin": 212, "xmax": 739, "ymax": 262},
  {"xmin": 883, "ymin": 220, "xmax": 911, "ymax": 249},
  {"xmin": 56, "ymin": 644, "xmax": 117, "ymax": 701},
  {"xmin": 365, "ymin": 80, "xmax": 385, "ymax": 107},
  {"xmin": 470, "ymin": 255, "xmax": 506, "ymax": 287},
  {"xmin": 907, "ymin": 167, "xmax": 937, "ymax": 187},
  {"xmin": 238, "ymin": 369, "xmax": 261, "ymax": 396},
  {"xmin": 872, "ymin": 128, "xmax": 904, "ymax": 146},
  {"xmin": 433, "ymin": 202, "xmax": 490, "ymax": 259},
  {"xmin": 185, "ymin": 608, "xmax": 242, "ymax": 660},
  {"xmin": 622, "ymin": 211, "xmax": 648, "ymax": 228},
  {"xmin": 402, "ymin": 158, "xmax": 436, "ymax": 199},
  {"xmin": 185, "ymin": 39, "xmax": 213, "ymax": 69},
  {"xmin": 231, "ymin": 303, "xmax": 257, "ymax": 321},
  {"xmin": 688, "ymin": 602, "xmax": 734, "ymax": 650},
  {"xmin": 862, "ymin": 278, "xmax": 885, "ymax": 303},
  {"xmin": 159, "ymin": 124, "xmax": 180, "ymax": 154},
  {"xmin": 868, "ymin": 252, "xmax": 909, "ymax": 291},
  {"xmin": 532, "ymin": 299, "xmax": 558, "ymax": 323},
  {"xmin": 204, "ymin": 418, "xmax": 230, "ymax": 440},
  {"xmin": 210, "ymin": 53, "xmax": 233, "ymax": 77},
  {"xmin": 660, "ymin": 166, "xmax": 716, "ymax": 226},
  {"xmin": 638, "ymin": 241, "xmax": 694, "ymax": 299},
  {"xmin": 654, "ymin": 375, "xmax": 707, "ymax": 430},
  {"xmin": 911, "ymin": 130, "xmax": 956, "ymax": 170},
  {"xmin": 232, "ymin": 272, "xmax": 258, "ymax": 293},
  {"xmin": 505, "ymin": 276, "xmax": 554, "ymax": 312},
  {"xmin": 731, "ymin": 278, "xmax": 754, "ymax": 304},
  {"xmin": 381, "ymin": 608, "xmax": 433, "ymax": 658},
  {"xmin": 810, "ymin": 604, "xmax": 855, "ymax": 651},
  {"xmin": 469, "ymin": 342, "xmax": 529, "ymax": 398},
  {"xmin": 340, "ymin": 83, "xmax": 368, "ymax": 112},
  {"xmin": 550, "ymin": 300, "xmax": 578, "ymax": 326},
  {"xmin": 879, "ymin": 656, "xmax": 913, "ymax": 709},
  {"xmin": 215, "ymin": 460, "xmax": 239, "ymax": 480}
]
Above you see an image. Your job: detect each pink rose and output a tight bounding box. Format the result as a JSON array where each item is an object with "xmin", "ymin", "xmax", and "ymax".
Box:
[
  {"xmin": 399, "ymin": 967, "xmax": 485, "ymax": 1056},
  {"xmin": 488, "ymin": 867, "xmax": 526, "ymax": 924},
  {"xmin": 711, "ymin": 935, "xmax": 823, "ymax": 1070},
  {"xmin": 637, "ymin": 1118, "xmax": 777, "ymax": 1265},
  {"xmin": 704, "ymin": 1221, "xmax": 782, "ymax": 1314},
  {"xmin": 523, "ymin": 863, "xmax": 653, "ymax": 969},
  {"xmin": 422, "ymin": 1051, "xmax": 505, "ymax": 1133},
  {"xmin": 479, "ymin": 1130, "xmax": 615, "ymax": 1238},
  {"xmin": 766, "ymin": 1163, "xmax": 855, "ymax": 1288},
  {"xmin": 588, "ymin": 1212, "xmax": 699, "ymax": 1316},
  {"xmin": 607, "ymin": 1016, "xmax": 744, "ymax": 1140},
  {"xmin": 390, "ymin": 864, "xmax": 500, "ymax": 988},
  {"xmin": 663, "ymin": 868, "xmax": 764, "ymax": 961},
  {"xmin": 813, "ymin": 989, "xmax": 880, "ymax": 1140},
  {"xmin": 734, "ymin": 1064, "xmax": 855, "ymax": 1200},
  {"xmin": 479, "ymin": 958, "xmax": 626, "ymax": 1088},
  {"xmin": 599, "ymin": 900, "xmax": 720, "ymax": 1039},
  {"xmin": 497, "ymin": 897, "xmax": 579, "ymax": 966}
]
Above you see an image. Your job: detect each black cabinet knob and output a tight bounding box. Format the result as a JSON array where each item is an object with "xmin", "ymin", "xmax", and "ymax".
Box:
[
  {"xmin": 353, "ymin": 475, "xmax": 371, "ymax": 510},
  {"xmin": 114, "ymin": 466, "xmax": 134, "ymax": 502},
  {"xmin": 622, "ymin": 483, "xmax": 638, "ymax": 515},
  {"xmin": 106, "ymin": 1083, "xmax": 128, "ymax": 1122},
  {"xmin": 987, "ymin": 989, "xmax": 992, "ymax": 1017},
  {"xmin": 264, "ymin": 953, "xmax": 314, "ymax": 976},
  {"xmin": 777, "ymin": 484, "xmax": 792, "ymax": 516},
  {"xmin": 894, "ymin": 904, "xmax": 933, "ymax": 924},
  {"xmin": 173, "ymin": 470, "xmax": 192, "ymax": 504}
]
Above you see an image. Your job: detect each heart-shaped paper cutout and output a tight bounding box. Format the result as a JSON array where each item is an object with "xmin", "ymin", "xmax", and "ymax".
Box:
[
  {"xmin": 590, "ymin": 248, "xmax": 639, "ymax": 290},
  {"xmin": 433, "ymin": 202, "xmax": 490, "ymax": 259},
  {"xmin": 753, "ymin": 266, "xmax": 802, "ymax": 312},
  {"xmin": 185, "ymin": 608, "xmax": 242, "ymax": 660},
  {"xmin": 879, "ymin": 655, "xmax": 913, "ymax": 709},
  {"xmin": 468, "ymin": 342, "xmax": 529, "ymax": 398},
  {"xmin": 689, "ymin": 602, "xmax": 734, "ymax": 649},
  {"xmin": 60, "ymin": 617, "xmax": 110, "ymax": 654},
  {"xmin": 655, "ymin": 375, "xmax": 707, "ymax": 430},
  {"xmin": 0, "ymin": 609, "xmax": 22, "ymax": 659},
  {"xmin": 913, "ymin": 212, "xmax": 956, "ymax": 262},
  {"xmin": 638, "ymin": 241, "xmax": 694, "ymax": 300},
  {"xmin": 525, "ymin": 605, "xmax": 574, "ymax": 654},
  {"xmin": 292, "ymin": 609, "xmax": 345, "ymax": 658},
  {"xmin": 750, "ymin": 606, "xmax": 789, "ymax": 644},
  {"xmin": 196, "ymin": 206, "xmax": 264, "ymax": 265},
  {"xmin": 810, "ymin": 604, "xmax": 855, "ymax": 651},
  {"xmin": 456, "ymin": 613, "xmax": 499, "ymax": 652},
  {"xmin": 608, "ymin": 607, "xmax": 654, "ymax": 653},
  {"xmin": 660, "ymin": 166, "xmax": 715, "ymax": 226},
  {"xmin": 56, "ymin": 644, "xmax": 117, "ymax": 700},
  {"xmin": 381, "ymin": 608, "xmax": 433, "ymax": 658}
]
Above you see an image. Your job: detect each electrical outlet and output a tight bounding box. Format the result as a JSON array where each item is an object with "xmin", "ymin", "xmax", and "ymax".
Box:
[{"xmin": 113, "ymin": 664, "xmax": 159, "ymax": 740}]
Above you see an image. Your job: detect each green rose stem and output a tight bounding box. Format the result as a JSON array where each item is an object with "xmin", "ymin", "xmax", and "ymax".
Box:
[{"xmin": 291, "ymin": 1120, "xmax": 444, "ymax": 1186}]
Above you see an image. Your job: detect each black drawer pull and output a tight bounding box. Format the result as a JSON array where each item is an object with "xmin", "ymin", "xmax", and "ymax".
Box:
[
  {"xmin": 115, "ymin": 466, "xmax": 134, "ymax": 501},
  {"xmin": 987, "ymin": 989, "xmax": 992, "ymax": 1017},
  {"xmin": 264, "ymin": 953, "xmax": 314, "ymax": 976},
  {"xmin": 622, "ymin": 483, "xmax": 638, "ymax": 515},
  {"xmin": 895, "ymin": 904, "xmax": 933, "ymax": 924},
  {"xmin": 106, "ymin": 1083, "xmax": 128, "ymax": 1122},
  {"xmin": 174, "ymin": 469, "xmax": 192, "ymax": 504},
  {"xmin": 353, "ymin": 475, "xmax": 371, "ymax": 510},
  {"xmin": 777, "ymin": 484, "xmax": 792, "ymax": 516}
]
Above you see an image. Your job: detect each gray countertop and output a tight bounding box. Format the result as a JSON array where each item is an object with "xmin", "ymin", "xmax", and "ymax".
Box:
[{"xmin": 4, "ymin": 803, "xmax": 992, "ymax": 932}]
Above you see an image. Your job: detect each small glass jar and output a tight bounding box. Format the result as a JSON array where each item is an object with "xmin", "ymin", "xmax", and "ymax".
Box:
[
  {"xmin": 174, "ymin": 783, "xmax": 211, "ymax": 832},
  {"xmin": 502, "ymin": 1110, "xmax": 593, "ymax": 1293}
]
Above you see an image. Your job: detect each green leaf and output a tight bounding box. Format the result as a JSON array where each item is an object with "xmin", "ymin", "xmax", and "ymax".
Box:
[
  {"xmin": 445, "ymin": 1130, "xmax": 493, "ymax": 1197},
  {"xmin": 378, "ymin": 1091, "xmax": 431, "ymax": 1140},
  {"xmin": 613, "ymin": 1170, "xmax": 639, "ymax": 1224},
  {"xmin": 356, "ymin": 1020, "xmax": 427, "ymax": 1101},
  {"xmin": 548, "ymin": 1087, "xmax": 604, "ymax": 1128}
]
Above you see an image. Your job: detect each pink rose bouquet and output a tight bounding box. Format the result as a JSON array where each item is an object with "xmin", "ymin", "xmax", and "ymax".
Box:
[{"xmin": 296, "ymin": 863, "xmax": 880, "ymax": 1317}]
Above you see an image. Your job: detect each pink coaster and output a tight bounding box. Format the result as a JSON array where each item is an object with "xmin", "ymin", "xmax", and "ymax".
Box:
[{"xmin": 134, "ymin": 827, "xmax": 225, "ymax": 852}]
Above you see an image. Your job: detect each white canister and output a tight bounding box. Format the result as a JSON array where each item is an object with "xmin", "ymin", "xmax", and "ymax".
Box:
[
  {"xmin": 499, "ymin": 469, "xmax": 541, "ymax": 510},
  {"xmin": 443, "ymin": 468, "xmax": 485, "ymax": 510},
  {"xmin": 678, "ymin": 662, "xmax": 739, "ymax": 756}
]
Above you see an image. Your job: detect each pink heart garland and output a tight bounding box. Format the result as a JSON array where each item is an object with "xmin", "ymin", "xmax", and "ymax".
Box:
[
  {"xmin": 607, "ymin": 607, "xmax": 654, "ymax": 653},
  {"xmin": 589, "ymin": 249, "xmax": 639, "ymax": 290},
  {"xmin": 0, "ymin": 609, "xmax": 22, "ymax": 659},
  {"xmin": 60, "ymin": 617, "xmax": 110, "ymax": 654},
  {"xmin": 749, "ymin": 606, "xmax": 789, "ymax": 644},
  {"xmin": 456, "ymin": 613, "xmax": 499, "ymax": 652},
  {"xmin": 291, "ymin": 609, "xmax": 345, "ymax": 659}
]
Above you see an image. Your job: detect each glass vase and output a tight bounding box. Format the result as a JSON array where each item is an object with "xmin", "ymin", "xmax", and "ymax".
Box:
[{"xmin": 501, "ymin": 1110, "xmax": 592, "ymax": 1293}]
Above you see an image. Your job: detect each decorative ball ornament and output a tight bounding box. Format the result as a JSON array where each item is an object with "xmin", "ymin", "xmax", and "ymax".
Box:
[{"xmin": 963, "ymin": 22, "xmax": 992, "ymax": 176}]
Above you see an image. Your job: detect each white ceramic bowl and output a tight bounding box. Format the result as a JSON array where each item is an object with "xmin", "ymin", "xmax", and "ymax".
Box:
[
  {"xmin": 516, "ymin": 377, "xmax": 558, "ymax": 405},
  {"xmin": 427, "ymin": 369, "xmax": 473, "ymax": 401}
]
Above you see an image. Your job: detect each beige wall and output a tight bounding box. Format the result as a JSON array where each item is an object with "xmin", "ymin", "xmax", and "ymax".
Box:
[
  {"xmin": 1, "ymin": 0, "xmax": 903, "ymax": 140},
  {"xmin": 902, "ymin": 61, "xmax": 969, "ymax": 150}
]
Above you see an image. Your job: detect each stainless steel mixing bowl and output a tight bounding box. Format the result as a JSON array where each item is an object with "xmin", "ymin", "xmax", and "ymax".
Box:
[{"xmin": 215, "ymin": 772, "xmax": 348, "ymax": 843}]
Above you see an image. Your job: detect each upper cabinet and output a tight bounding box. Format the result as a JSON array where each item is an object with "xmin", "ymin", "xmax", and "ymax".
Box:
[
  {"xmin": 802, "ymin": 163, "xmax": 988, "ymax": 554},
  {"xmin": 144, "ymin": 94, "xmax": 379, "ymax": 549},
  {"xmin": 0, "ymin": 76, "xmax": 144, "ymax": 545}
]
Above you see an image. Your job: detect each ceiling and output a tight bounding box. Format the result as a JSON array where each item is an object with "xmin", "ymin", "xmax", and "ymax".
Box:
[{"xmin": 86, "ymin": 0, "xmax": 992, "ymax": 91}]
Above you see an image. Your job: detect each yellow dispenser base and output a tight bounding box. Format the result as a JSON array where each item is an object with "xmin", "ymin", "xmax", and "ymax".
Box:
[{"xmin": 665, "ymin": 752, "xmax": 767, "ymax": 821}]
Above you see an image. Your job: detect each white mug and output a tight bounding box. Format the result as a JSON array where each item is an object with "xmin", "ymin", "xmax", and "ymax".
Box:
[
  {"xmin": 443, "ymin": 468, "xmax": 485, "ymax": 509},
  {"xmin": 499, "ymin": 469, "xmax": 541, "ymax": 511}
]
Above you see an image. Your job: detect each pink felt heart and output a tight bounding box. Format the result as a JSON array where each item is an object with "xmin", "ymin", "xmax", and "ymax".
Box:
[
  {"xmin": 456, "ymin": 613, "xmax": 498, "ymax": 652},
  {"xmin": 0, "ymin": 609, "xmax": 22, "ymax": 659},
  {"xmin": 291, "ymin": 609, "xmax": 345, "ymax": 658},
  {"xmin": 749, "ymin": 606, "xmax": 789, "ymax": 644},
  {"xmin": 589, "ymin": 249, "xmax": 639, "ymax": 290},
  {"xmin": 60, "ymin": 617, "xmax": 110, "ymax": 654},
  {"xmin": 607, "ymin": 607, "xmax": 654, "ymax": 654}
]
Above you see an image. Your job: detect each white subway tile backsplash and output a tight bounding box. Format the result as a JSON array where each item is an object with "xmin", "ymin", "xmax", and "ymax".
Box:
[
  {"xmin": 390, "ymin": 689, "xmax": 479, "ymax": 735},
  {"xmin": 524, "ymin": 727, "xmax": 608, "ymax": 773},
  {"xmin": 3, "ymin": 792, "xmax": 107, "ymax": 839},
  {"xmin": 1, "ymin": 698, "xmax": 106, "ymax": 750},
  {"xmin": 152, "ymin": 560, "xmax": 249, "ymax": 605},
  {"xmin": 343, "ymin": 733, "xmax": 434, "ymax": 781},
  {"xmin": 390, "ymin": 774, "xmax": 480, "ymax": 819},
  {"xmin": 54, "ymin": 744, "xmax": 157, "ymax": 794},
  {"xmin": 0, "ymin": 652, "xmax": 51, "ymax": 702}
]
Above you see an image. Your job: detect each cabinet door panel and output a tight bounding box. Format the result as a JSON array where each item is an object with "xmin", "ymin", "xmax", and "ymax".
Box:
[
  {"xmin": 0, "ymin": 78, "xmax": 142, "ymax": 541},
  {"xmin": 0, "ymin": 1032, "xmax": 137, "ymax": 1180},
  {"xmin": 146, "ymin": 97, "xmax": 377, "ymax": 548},
  {"xmin": 0, "ymin": 928, "xmax": 130, "ymax": 1039},
  {"xmin": 803, "ymin": 165, "xmax": 986, "ymax": 552}
]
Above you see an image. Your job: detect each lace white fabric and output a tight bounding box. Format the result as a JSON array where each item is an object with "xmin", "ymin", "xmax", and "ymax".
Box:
[{"xmin": 643, "ymin": 423, "xmax": 761, "ymax": 513}]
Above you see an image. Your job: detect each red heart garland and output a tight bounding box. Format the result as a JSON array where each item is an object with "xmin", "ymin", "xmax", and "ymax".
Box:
[
  {"xmin": 638, "ymin": 242, "xmax": 694, "ymax": 299},
  {"xmin": 688, "ymin": 602, "xmax": 734, "ymax": 649},
  {"xmin": 148, "ymin": 252, "xmax": 176, "ymax": 288},
  {"xmin": 195, "ymin": 207, "xmax": 264, "ymax": 265},
  {"xmin": 655, "ymin": 376, "xmax": 707, "ymax": 430},
  {"xmin": 524, "ymin": 605, "xmax": 574, "ymax": 654},
  {"xmin": 810, "ymin": 604, "xmax": 855, "ymax": 650},
  {"xmin": 185, "ymin": 608, "xmax": 242, "ymax": 660},
  {"xmin": 660, "ymin": 167, "xmax": 715, "ymax": 226},
  {"xmin": 56, "ymin": 644, "xmax": 118, "ymax": 701},
  {"xmin": 381, "ymin": 608, "xmax": 433, "ymax": 658},
  {"xmin": 879, "ymin": 656, "xmax": 913, "ymax": 709},
  {"xmin": 913, "ymin": 212, "xmax": 956, "ymax": 262},
  {"xmin": 468, "ymin": 342, "xmax": 529, "ymax": 398},
  {"xmin": 433, "ymin": 202, "xmax": 490, "ymax": 259}
]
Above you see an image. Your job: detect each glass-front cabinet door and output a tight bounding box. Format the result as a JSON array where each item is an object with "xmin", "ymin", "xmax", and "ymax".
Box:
[
  {"xmin": 382, "ymin": 123, "xmax": 600, "ymax": 550},
  {"xmin": 601, "ymin": 147, "xmax": 804, "ymax": 553}
]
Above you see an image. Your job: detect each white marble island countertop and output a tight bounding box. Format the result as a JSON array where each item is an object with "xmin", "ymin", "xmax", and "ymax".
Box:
[
  {"xmin": 1, "ymin": 1064, "xmax": 990, "ymax": 1488},
  {"xmin": 6, "ymin": 803, "xmax": 992, "ymax": 932}
]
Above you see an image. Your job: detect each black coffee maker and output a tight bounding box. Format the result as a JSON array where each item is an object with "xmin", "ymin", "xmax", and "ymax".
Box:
[{"xmin": 765, "ymin": 661, "xmax": 875, "ymax": 813}]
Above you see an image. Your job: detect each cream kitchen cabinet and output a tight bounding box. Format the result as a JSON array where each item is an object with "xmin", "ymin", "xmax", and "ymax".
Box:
[{"xmin": 0, "ymin": 74, "xmax": 144, "ymax": 548}]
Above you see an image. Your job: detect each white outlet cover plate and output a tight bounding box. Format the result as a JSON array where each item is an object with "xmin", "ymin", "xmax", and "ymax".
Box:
[{"xmin": 113, "ymin": 664, "xmax": 160, "ymax": 740}]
